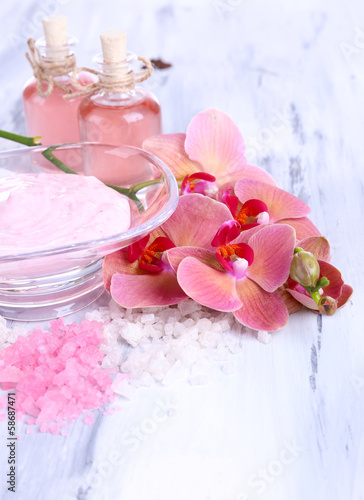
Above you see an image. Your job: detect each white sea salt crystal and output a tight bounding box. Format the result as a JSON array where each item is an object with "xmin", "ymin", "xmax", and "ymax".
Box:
[
  {"xmin": 175, "ymin": 328, "xmax": 199, "ymax": 346},
  {"xmin": 178, "ymin": 342, "xmax": 203, "ymax": 366},
  {"xmin": 141, "ymin": 313, "xmax": 155, "ymax": 324},
  {"xmin": 121, "ymin": 350, "xmax": 150, "ymax": 374},
  {"xmin": 223, "ymin": 332, "xmax": 242, "ymax": 354},
  {"xmin": 196, "ymin": 318, "xmax": 212, "ymax": 332},
  {"xmin": 219, "ymin": 319, "xmax": 232, "ymax": 332},
  {"xmin": 182, "ymin": 318, "xmax": 195, "ymax": 329},
  {"xmin": 198, "ymin": 331, "xmax": 220, "ymax": 348},
  {"xmin": 172, "ymin": 322, "xmax": 186, "ymax": 338},
  {"xmin": 112, "ymin": 379, "xmax": 137, "ymax": 399},
  {"xmin": 166, "ymin": 310, "xmax": 182, "ymax": 324},
  {"xmin": 211, "ymin": 322, "xmax": 223, "ymax": 333},
  {"xmin": 120, "ymin": 323, "xmax": 144, "ymax": 347},
  {"xmin": 164, "ymin": 323, "xmax": 174, "ymax": 336},
  {"xmin": 257, "ymin": 331, "xmax": 272, "ymax": 344},
  {"xmin": 177, "ymin": 299, "xmax": 202, "ymax": 316},
  {"xmin": 148, "ymin": 353, "xmax": 171, "ymax": 381}
]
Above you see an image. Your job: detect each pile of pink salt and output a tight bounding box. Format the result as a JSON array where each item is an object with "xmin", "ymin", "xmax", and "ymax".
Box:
[{"xmin": 0, "ymin": 318, "xmax": 117, "ymax": 434}]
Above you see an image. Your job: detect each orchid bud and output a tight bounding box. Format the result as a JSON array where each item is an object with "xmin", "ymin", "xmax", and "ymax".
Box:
[
  {"xmin": 290, "ymin": 250, "xmax": 320, "ymax": 287},
  {"xmin": 318, "ymin": 296, "xmax": 338, "ymax": 316}
]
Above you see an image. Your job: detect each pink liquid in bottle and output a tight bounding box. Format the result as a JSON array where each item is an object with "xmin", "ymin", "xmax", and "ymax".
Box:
[
  {"xmin": 79, "ymin": 88, "xmax": 161, "ymax": 148},
  {"xmin": 23, "ymin": 72, "xmax": 94, "ymax": 145}
]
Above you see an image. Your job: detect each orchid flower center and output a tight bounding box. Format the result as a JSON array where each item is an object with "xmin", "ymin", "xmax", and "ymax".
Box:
[
  {"xmin": 235, "ymin": 199, "xmax": 270, "ymax": 228},
  {"xmin": 215, "ymin": 243, "xmax": 254, "ymax": 278},
  {"xmin": 222, "ymin": 191, "xmax": 270, "ymax": 231},
  {"xmin": 181, "ymin": 172, "xmax": 217, "ymax": 196},
  {"xmin": 211, "ymin": 221, "xmax": 255, "ymax": 279},
  {"xmin": 128, "ymin": 235, "xmax": 175, "ymax": 273}
]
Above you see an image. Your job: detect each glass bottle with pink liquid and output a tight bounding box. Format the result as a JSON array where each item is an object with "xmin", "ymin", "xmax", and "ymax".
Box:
[
  {"xmin": 78, "ymin": 30, "xmax": 161, "ymax": 147},
  {"xmin": 23, "ymin": 15, "xmax": 94, "ymax": 146},
  {"xmin": 77, "ymin": 30, "xmax": 162, "ymax": 185}
]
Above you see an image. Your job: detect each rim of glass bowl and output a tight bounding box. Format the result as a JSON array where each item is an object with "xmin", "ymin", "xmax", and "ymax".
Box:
[{"xmin": 0, "ymin": 142, "xmax": 179, "ymax": 261}]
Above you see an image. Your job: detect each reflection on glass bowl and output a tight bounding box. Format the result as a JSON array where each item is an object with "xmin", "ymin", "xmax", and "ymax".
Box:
[{"xmin": 0, "ymin": 143, "xmax": 179, "ymax": 321}]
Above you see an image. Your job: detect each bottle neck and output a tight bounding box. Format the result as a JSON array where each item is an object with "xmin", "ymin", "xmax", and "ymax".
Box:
[
  {"xmin": 93, "ymin": 51, "xmax": 138, "ymax": 94},
  {"xmin": 35, "ymin": 36, "xmax": 77, "ymax": 77},
  {"xmin": 90, "ymin": 86, "xmax": 146, "ymax": 107}
]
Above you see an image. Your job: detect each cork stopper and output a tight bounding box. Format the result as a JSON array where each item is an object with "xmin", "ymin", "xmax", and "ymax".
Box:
[
  {"xmin": 42, "ymin": 15, "xmax": 68, "ymax": 47},
  {"xmin": 100, "ymin": 30, "xmax": 127, "ymax": 63}
]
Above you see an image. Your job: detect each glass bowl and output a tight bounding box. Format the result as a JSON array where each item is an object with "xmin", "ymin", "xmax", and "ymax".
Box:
[{"xmin": 0, "ymin": 143, "xmax": 179, "ymax": 321}]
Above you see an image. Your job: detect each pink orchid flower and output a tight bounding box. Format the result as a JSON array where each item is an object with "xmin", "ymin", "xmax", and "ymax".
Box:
[
  {"xmin": 103, "ymin": 194, "xmax": 233, "ymax": 308},
  {"xmin": 282, "ymin": 236, "xmax": 353, "ymax": 313},
  {"xmin": 225, "ymin": 178, "xmax": 321, "ymax": 240},
  {"xmin": 143, "ymin": 108, "xmax": 276, "ymax": 193},
  {"xmin": 167, "ymin": 223, "xmax": 296, "ymax": 331}
]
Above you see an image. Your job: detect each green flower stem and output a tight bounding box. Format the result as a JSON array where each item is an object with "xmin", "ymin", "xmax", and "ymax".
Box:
[
  {"xmin": 132, "ymin": 178, "xmax": 163, "ymax": 193},
  {"xmin": 42, "ymin": 146, "xmax": 78, "ymax": 175},
  {"xmin": 307, "ymin": 289, "xmax": 322, "ymax": 305},
  {"xmin": 303, "ymin": 277, "xmax": 330, "ymax": 305},
  {"xmin": 0, "ymin": 129, "xmax": 42, "ymax": 147}
]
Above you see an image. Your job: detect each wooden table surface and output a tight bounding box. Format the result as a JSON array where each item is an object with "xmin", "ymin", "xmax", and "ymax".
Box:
[{"xmin": 0, "ymin": 0, "xmax": 363, "ymax": 499}]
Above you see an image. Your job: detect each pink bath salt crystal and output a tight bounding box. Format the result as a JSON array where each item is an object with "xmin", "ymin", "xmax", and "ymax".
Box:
[
  {"xmin": 83, "ymin": 413, "xmax": 94, "ymax": 425},
  {"xmin": 0, "ymin": 366, "xmax": 23, "ymax": 383},
  {"xmin": 57, "ymin": 341, "xmax": 78, "ymax": 359},
  {"xmin": 1, "ymin": 382, "xmax": 16, "ymax": 391},
  {"xmin": 0, "ymin": 317, "xmax": 116, "ymax": 433},
  {"xmin": 17, "ymin": 374, "xmax": 47, "ymax": 401},
  {"xmin": 91, "ymin": 370, "xmax": 114, "ymax": 389},
  {"xmin": 49, "ymin": 424, "xmax": 59, "ymax": 435},
  {"xmin": 61, "ymin": 430, "xmax": 68, "ymax": 437},
  {"xmin": 78, "ymin": 345, "xmax": 104, "ymax": 365},
  {"xmin": 59, "ymin": 385, "xmax": 72, "ymax": 400},
  {"xmin": 19, "ymin": 395, "xmax": 40, "ymax": 418},
  {"xmin": 26, "ymin": 417, "xmax": 36, "ymax": 425}
]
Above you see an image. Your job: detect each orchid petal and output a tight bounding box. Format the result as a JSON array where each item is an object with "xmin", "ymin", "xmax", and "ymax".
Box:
[
  {"xmin": 246, "ymin": 224, "xmax": 296, "ymax": 292},
  {"xmin": 318, "ymin": 260, "xmax": 344, "ymax": 299},
  {"xmin": 279, "ymin": 217, "xmax": 321, "ymax": 241},
  {"xmin": 110, "ymin": 270, "xmax": 187, "ymax": 307},
  {"xmin": 103, "ymin": 249, "xmax": 141, "ymax": 292},
  {"xmin": 232, "ymin": 243, "xmax": 255, "ymax": 265},
  {"xmin": 286, "ymin": 288, "xmax": 318, "ymax": 310},
  {"xmin": 234, "ymin": 279, "xmax": 289, "ymax": 331},
  {"xmin": 230, "ymin": 226, "xmax": 264, "ymax": 245},
  {"xmin": 337, "ymin": 284, "xmax": 353, "ymax": 309},
  {"xmin": 177, "ymin": 256, "xmax": 242, "ymax": 311},
  {"xmin": 166, "ymin": 246, "xmax": 222, "ymax": 273},
  {"xmin": 299, "ymin": 236, "xmax": 331, "ymax": 262},
  {"xmin": 184, "ymin": 108, "xmax": 247, "ymax": 176},
  {"xmin": 222, "ymin": 189, "xmax": 239, "ymax": 216},
  {"xmin": 211, "ymin": 220, "xmax": 240, "ymax": 247},
  {"xmin": 161, "ymin": 194, "xmax": 232, "ymax": 249},
  {"xmin": 188, "ymin": 172, "xmax": 216, "ymax": 182},
  {"xmin": 143, "ymin": 133, "xmax": 200, "ymax": 181},
  {"xmin": 235, "ymin": 179, "xmax": 311, "ymax": 222},
  {"xmin": 127, "ymin": 234, "xmax": 150, "ymax": 263},
  {"xmin": 277, "ymin": 286, "xmax": 303, "ymax": 314},
  {"xmin": 148, "ymin": 236, "xmax": 176, "ymax": 252}
]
